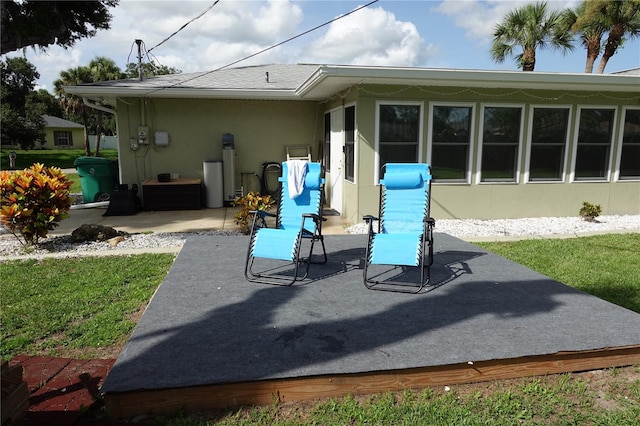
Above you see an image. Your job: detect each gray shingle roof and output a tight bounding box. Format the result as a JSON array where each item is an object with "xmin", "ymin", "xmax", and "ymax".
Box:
[
  {"xmin": 91, "ymin": 64, "xmax": 320, "ymax": 91},
  {"xmin": 43, "ymin": 115, "xmax": 84, "ymax": 128}
]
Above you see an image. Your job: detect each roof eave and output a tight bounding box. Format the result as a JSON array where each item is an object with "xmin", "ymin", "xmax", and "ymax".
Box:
[
  {"xmin": 296, "ymin": 65, "xmax": 640, "ymax": 99},
  {"xmin": 63, "ymin": 86, "xmax": 301, "ymax": 100}
]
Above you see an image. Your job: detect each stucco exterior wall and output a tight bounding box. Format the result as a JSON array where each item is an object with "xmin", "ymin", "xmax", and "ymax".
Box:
[
  {"xmin": 115, "ymin": 97, "xmax": 322, "ymax": 199},
  {"xmin": 349, "ymin": 85, "xmax": 640, "ymax": 221},
  {"xmin": 43, "ymin": 127, "xmax": 85, "ymax": 149}
]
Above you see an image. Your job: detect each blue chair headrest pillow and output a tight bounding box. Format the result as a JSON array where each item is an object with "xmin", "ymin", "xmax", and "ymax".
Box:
[
  {"xmin": 305, "ymin": 170, "xmax": 322, "ymax": 189},
  {"xmin": 383, "ymin": 171, "xmax": 424, "ymax": 189}
]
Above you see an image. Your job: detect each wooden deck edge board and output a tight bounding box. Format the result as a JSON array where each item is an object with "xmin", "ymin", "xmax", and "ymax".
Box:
[{"xmin": 105, "ymin": 345, "xmax": 640, "ymax": 418}]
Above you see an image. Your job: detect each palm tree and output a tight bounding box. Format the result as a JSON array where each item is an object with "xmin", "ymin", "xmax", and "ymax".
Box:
[
  {"xmin": 563, "ymin": 3, "xmax": 608, "ymax": 73},
  {"xmin": 594, "ymin": 0, "xmax": 639, "ymax": 73},
  {"xmin": 491, "ymin": 1, "xmax": 575, "ymax": 71},
  {"xmin": 570, "ymin": 0, "xmax": 640, "ymax": 73},
  {"xmin": 54, "ymin": 66, "xmax": 92, "ymax": 156},
  {"xmin": 87, "ymin": 57, "xmax": 122, "ymax": 156}
]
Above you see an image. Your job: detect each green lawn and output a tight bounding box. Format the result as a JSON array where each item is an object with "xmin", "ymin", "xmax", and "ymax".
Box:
[
  {"xmin": 0, "ymin": 254, "xmax": 175, "ymax": 360},
  {"xmin": 476, "ymin": 233, "xmax": 640, "ymax": 313},
  {"xmin": 1, "ymin": 148, "xmax": 118, "ymax": 170},
  {"xmin": 1, "ymin": 234, "xmax": 638, "ymax": 424}
]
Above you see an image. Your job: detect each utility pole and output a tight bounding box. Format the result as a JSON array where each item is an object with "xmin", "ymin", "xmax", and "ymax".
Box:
[{"xmin": 135, "ymin": 39, "xmax": 143, "ymax": 81}]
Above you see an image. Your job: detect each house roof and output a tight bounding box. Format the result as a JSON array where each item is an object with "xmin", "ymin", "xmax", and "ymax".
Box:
[
  {"xmin": 64, "ymin": 63, "xmax": 640, "ymax": 105},
  {"xmin": 43, "ymin": 115, "xmax": 84, "ymax": 128}
]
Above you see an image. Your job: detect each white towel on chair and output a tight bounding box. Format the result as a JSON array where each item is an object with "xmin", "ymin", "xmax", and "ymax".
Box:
[{"xmin": 287, "ymin": 160, "xmax": 307, "ymax": 199}]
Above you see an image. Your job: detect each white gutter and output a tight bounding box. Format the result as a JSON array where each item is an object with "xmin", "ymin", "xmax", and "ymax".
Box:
[
  {"xmin": 68, "ymin": 87, "xmax": 300, "ymax": 100},
  {"xmin": 82, "ymin": 97, "xmax": 116, "ymax": 115}
]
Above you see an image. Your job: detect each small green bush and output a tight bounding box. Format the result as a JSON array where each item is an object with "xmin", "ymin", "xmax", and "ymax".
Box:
[
  {"xmin": 1, "ymin": 163, "xmax": 73, "ymax": 246},
  {"xmin": 579, "ymin": 201, "xmax": 602, "ymax": 222},
  {"xmin": 232, "ymin": 191, "xmax": 275, "ymax": 234}
]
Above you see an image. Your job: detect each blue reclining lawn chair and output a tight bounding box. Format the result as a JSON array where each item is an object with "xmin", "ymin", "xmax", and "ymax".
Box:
[
  {"xmin": 363, "ymin": 163, "xmax": 435, "ymax": 293},
  {"xmin": 244, "ymin": 161, "xmax": 327, "ymax": 285}
]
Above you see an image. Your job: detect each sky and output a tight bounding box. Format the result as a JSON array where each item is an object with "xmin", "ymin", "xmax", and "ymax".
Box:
[{"xmin": 5, "ymin": 0, "xmax": 640, "ymax": 92}]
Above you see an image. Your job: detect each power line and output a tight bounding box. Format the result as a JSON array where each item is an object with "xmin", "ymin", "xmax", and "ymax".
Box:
[
  {"xmin": 147, "ymin": 0, "xmax": 220, "ymax": 53},
  {"xmin": 145, "ymin": 0, "xmax": 379, "ymax": 94}
]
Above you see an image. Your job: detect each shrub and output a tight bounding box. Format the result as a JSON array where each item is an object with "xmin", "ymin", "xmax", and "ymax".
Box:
[
  {"xmin": 579, "ymin": 201, "xmax": 602, "ymax": 222},
  {"xmin": 1, "ymin": 163, "xmax": 73, "ymax": 246},
  {"xmin": 232, "ymin": 191, "xmax": 275, "ymax": 234}
]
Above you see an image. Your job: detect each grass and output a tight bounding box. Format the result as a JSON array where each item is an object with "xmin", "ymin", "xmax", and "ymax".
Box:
[
  {"xmin": 152, "ymin": 368, "xmax": 640, "ymax": 425},
  {"xmin": 1, "ymin": 234, "xmax": 639, "ymax": 424},
  {"xmin": 1, "ymin": 148, "xmax": 118, "ymax": 170},
  {"xmin": 0, "ymin": 254, "xmax": 175, "ymax": 360},
  {"xmin": 475, "ymin": 233, "xmax": 640, "ymax": 313}
]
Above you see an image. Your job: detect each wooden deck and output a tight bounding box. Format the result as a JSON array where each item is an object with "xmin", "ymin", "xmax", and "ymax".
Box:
[{"xmin": 101, "ymin": 234, "xmax": 640, "ymax": 417}]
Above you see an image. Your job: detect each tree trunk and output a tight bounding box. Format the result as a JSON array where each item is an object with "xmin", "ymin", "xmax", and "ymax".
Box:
[
  {"xmin": 94, "ymin": 111, "xmax": 103, "ymax": 157},
  {"xmin": 521, "ymin": 48, "xmax": 536, "ymax": 71},
  {"xmin": 584, "ymin": 37, "xmax": 600, "ymax": 73},
  {"xmin": 597, "ymin": 24, "xmax": 624, "ymax": 74},
  {"xmin": 81, "ymin": 109, "xmax": 91, "ymax": 156}
]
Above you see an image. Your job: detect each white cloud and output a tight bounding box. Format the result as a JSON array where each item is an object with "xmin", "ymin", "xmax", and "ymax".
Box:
[
  {"xmin": 435, "ymin": 0, "xmax": 583, "ymax": 43},
  {"xmin": 301, "ymin": 6, "xmax": 431, "ymax": 66}
]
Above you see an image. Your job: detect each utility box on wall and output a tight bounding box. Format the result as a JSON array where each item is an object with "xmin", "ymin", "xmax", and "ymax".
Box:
[{"xmin": 222, "ymin": 133, "xmax": 236, "ymax": 206}]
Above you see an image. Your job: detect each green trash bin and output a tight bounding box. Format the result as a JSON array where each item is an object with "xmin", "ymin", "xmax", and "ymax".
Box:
[{"xmin": 74, "ymin": 156, "xmax": 119, "ymax": 202}]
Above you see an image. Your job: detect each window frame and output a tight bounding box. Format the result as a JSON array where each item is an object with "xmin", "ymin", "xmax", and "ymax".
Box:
[
  {"xmin": 53, "ymin": 130, "xmax": 73, "ymax": 147},
  {"xmin": 476, "ymin": 103, "xmax": 525, "ymax": 184},
  {"xmin": 375, "ymin": 100, "xmax": 424, "ymax": 183},
  {"xmin": 323, "ymin": 112, "xmax": 331, "ymax": 173},
  {"xmin": 525, "ymin": 105, "xmax": 572, "ymax": 183},
  {"xmin": 615, "ymin": 106, "xmax": 640, "ymax": 181},
  {"xmin": 344, "ymin": 103, "xmax": 356, "ymax": 183},
  {"xmin": 427, "ymin": 102, "xmax": 475, "ymax": 184},
  {"xmin": 571, "ymin": 105, "xmax": 617, "ymax": 182}
]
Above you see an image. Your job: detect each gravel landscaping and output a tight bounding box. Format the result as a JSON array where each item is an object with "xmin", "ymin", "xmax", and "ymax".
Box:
[{"xmin": 1, "ymin": 215, "xmax": 639, "ymax": 260}]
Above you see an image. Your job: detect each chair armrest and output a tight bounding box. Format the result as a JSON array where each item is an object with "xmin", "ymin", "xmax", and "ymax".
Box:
[
  {"xmin": 302, "ymin": 213, "xmax": 327, "ymax": 223},
  {"xmin": 363, "ymin": 215, "xmax": 378, "ymax": 223},
  {"xmin": 251, "ymin": 210, "xmax": 277, "ymax": 218}
]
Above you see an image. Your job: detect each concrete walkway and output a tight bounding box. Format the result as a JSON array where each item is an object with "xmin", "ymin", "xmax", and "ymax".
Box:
[{"xmin": 51, "ymin": 206, "xmax": 349, "ymax": 237}]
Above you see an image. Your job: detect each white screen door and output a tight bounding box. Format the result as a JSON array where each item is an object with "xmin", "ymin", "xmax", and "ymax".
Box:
[{"xmin": 328, "ymin": 108, "xmax": 344, "ymax": 214}]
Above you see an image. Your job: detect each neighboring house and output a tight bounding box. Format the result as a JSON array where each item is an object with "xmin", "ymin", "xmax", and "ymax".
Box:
[
  {"xmin": 64, "ymin": 64, "xmax": 640, "ymax": 221},
  {"xmin": 43, "ymin": 115, "xmax": 84, "ymax": 149}
]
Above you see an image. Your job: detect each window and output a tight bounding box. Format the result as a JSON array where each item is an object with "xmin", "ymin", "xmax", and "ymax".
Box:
[
  {"xmin": 54, "ymin": 131, "xmax": 72, "ymax": 146},
  {"xmin": 430, "ymin": 104, "xmax": 473, "ymax": 182},
  {"xmin": 528, "ymin": 107, "xmax": 570, "ymax": 181},
  {"xmin": 377, "ymin": 103, "xmax": 421, "ymax": 175},
  {"xmin": 619, "ymin": 108, "xmax": 640, "ymax": 179},
  {"xmin": 323, "ymin": 112, "xmax": 331, "ymax": 172},
  {"xmin": 479, "ymin": 106, "xmax": 522, "ymax": 182},
  {"xmin": 344, "ymin": 105, "xmax": 355, "ymax": 182},
  {"xmin": 574, "ymin": 107, "xmax": 615, "ymax": 180}
]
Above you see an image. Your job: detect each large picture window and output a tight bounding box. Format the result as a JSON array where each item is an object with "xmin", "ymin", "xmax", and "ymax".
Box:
[
  {"xmin": 430, "ymin": 104, "xmax": 472, "ymax": 182},
  {"xmin": 54, "ymin": 131, "xmax": 72, "ymax": 146},
  {"xmin": 619, "ymin": 108, "xmax": 640, "ymax": 179},
  {"xmin": 480, "ymin": 105, "xmax": 522, "ymax": 182},
  {"xmin": 528, "ymin": 107, "xmax": 570, "ymax": 181},
  {"xmin": 574, "ymin": 107, "xmax": 615, "ymax": 180},
  {"xmin": 344, "ymin": 105, "xmax": 355, "ymax": 182},
  {"xmin": 378, "ymin": 103, "xmax": 421, "ymax": 173}
]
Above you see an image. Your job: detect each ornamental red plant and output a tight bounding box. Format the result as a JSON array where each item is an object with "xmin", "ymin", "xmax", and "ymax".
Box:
[
  {"xmin": 1, "ymin": 163, "xmax": 73, "ymax": 246},
  {"xmin": 232, "ymin": 191, "xmax": 275, "ymax": 234}
]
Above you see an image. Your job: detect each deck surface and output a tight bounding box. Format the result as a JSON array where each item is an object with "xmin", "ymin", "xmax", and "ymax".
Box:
[{"xmin": 102, "ymin": 234, "xmax": 640, "ymax": 415}]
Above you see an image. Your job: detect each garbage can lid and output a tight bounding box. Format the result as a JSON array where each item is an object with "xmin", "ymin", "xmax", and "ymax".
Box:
[{"xmin": 74, "ymin": 156, "xmax": 116, "ymax": 166}]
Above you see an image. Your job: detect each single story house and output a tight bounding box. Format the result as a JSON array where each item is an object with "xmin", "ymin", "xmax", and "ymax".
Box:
[
  {"xmin": 64, "ymin": 64, "xmax": 640, "ymax": 222},
  {"xmin": 43, "ymin": 115, "xmax": 85, "ymax": 149}
]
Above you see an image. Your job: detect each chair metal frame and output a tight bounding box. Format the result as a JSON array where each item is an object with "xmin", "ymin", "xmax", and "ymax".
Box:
[
  {"xmin": 363, "ymin": 163, "xmax": 435, "ymax": 293},
  {"xmin": 244, "ymin": 162, "xmax": 327, "ymax": 286}
]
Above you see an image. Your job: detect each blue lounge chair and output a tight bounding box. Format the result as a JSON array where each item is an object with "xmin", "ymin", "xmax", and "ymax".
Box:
[
  {"xmin": 244, "ymin": 161, "xmax": 327, "ymax": 285},
  {"xmin": 363, "ymin": 163, "xmax": 435, "ymax": 293}
]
